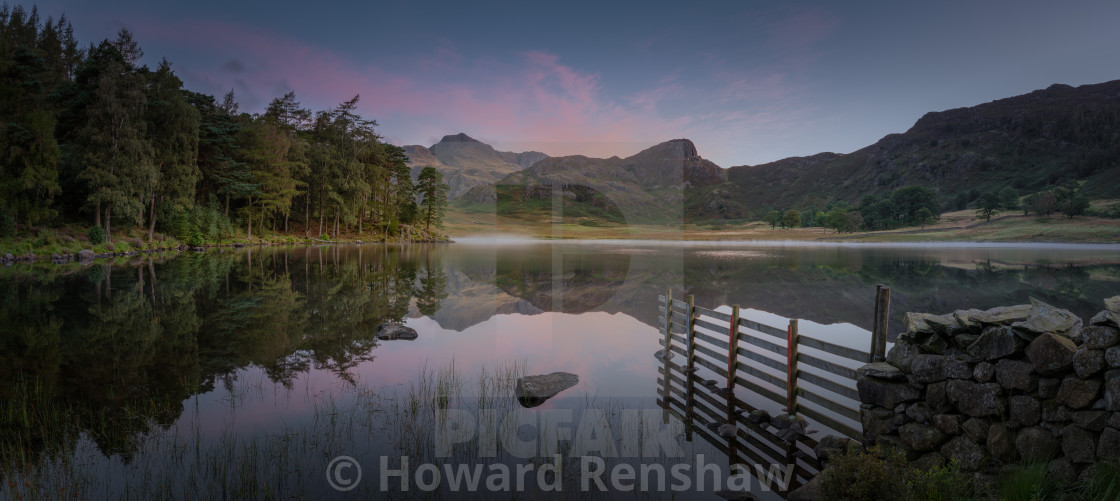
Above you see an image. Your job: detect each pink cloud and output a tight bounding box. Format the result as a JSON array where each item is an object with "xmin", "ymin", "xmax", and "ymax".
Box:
[{"xmin": 129, "ymin": 17, "xmax": 689, "ymax": 157}]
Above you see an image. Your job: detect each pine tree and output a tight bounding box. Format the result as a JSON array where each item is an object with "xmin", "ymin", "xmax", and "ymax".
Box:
[{"xmin": 416, "ymin": 166, "xmax": 448, "ymax": 233}]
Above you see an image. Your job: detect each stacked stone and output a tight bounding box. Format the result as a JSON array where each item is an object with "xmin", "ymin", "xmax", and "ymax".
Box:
[{"xmin": 857, "ymin": 296, "xmax": 1120, "ymax": 484}]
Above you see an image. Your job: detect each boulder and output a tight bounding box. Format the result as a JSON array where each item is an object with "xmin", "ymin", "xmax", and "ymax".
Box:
[
  {"xmin": 771, "ymin": 413, "xmax": 807, "ymax": 430},
  {"xmin": 1055, "ymin": 377, "xmax": 1101, "ymax": 409},
  {"xmin": 911, "ymin": 354, "xmax": 948, "ymax": 383},
  {"xmin": 1012, "ymin": 297, "xmax": 1083, "ymax": 339},
  {"xmin": 956, "ymin": 304, "xmax": 1032, "ymax": 328},
  {"xmin": 1098, "ymin": 427, "xmax": 1120, "ymax": 459},
  {"xmin": 747, "ymin": 409, "xmax": 772, "ymax": 425},
  {"xmin": 900, "ymin": 423, "xmax": 947, "ymax": 452},
  {"xmin": 1071, "ymin": 410, "xmax": 1109, "ymax": 432},
  {"xmin": 376, "ymin": 322, "xmax": 418, "ymax": 340},
  {"xmin": 994, "ymin": 359, "xmax": 1036, "ymax": 391},
  {"xmin": 1025, "ymin": 333, "xmax": 1077, "ymax": 375},
  {"xmin": 926, "ymin": 313, "xmax": 966, "ymax": 335},
  {"xmin": 515, "ymin": 372, "xmax": 579, "ymax": 408},
  {"xmin": 904, "ymin": 312, "xmax": 938, "ymax": 336},
  {"xmin": 857, "ymin": 378, "xmax": 920, "ymax": 409},
  {"xmin": 962, "ymin": 417, "xmax": 991, "ymax": 443},
  {"xmin": 945, "ymin": 356, "xmax": 972, "ymax": 379},
  {"xmin": 1073, "ymin": 347, "xmax": 1106, "ymax": 378},
  {"xmin": 932, "ymin": 414, "xmax": 963, "ymax": 435},
  {"xmin": 1081, "ymin": 325, "xmax": 1120, "ymax": 349},
  {"xmin": 861, "ymin": 405, "xmax": 900, "ymax": 443},
  {"xmin": 905, "ymin": 402, "xmax": 933, "ymax": 423},
  {"xmin": 1042, "ymin": 401, "xmax": 1071, "ymax": 422},
  {"xmin": 919, "ymin": 334, "xmax": 949, "ymax": 354},
  {"xmin": 1009, "ymin": 395, "xmax": 1042, "ymax": 427},
  {"xmin": 1092, "ymin": 310, "xmax": 1112, "ymax": 327},
  {"xmin": 1038, "ymin": 378, "xmax": 1062, "ymax": 399},
  {"xmin": 952, "ymin": 333, "xmax": 980, "ymax": 351},
  {"xmin": 856, "ymin": 362, "xmax": 906, "ymax": 381},
  {"xmin": 940, "ymin": 435, "xmax": 985, "ymax": 471},
  {"xmin": 1016, "ymin": 427, "xmax": 1059, "ymax": 462},
  {"xmin": 1061, "ymin": 424, "xmax": 1096, "ymax": 463},
  {"xmin": 1107, "ymin": 346, "xmax": 1120, "ymax": 368},
  {"xmin": 1103, "ymin": 369, "xmax": 1120, "ymax": 411},
  {"xmin": 717, "ymin": 423, "xmax": 738, "ymax": 440},
  {"xmin": 946, "ymin": 380, "xmax": 1006, "ymax": 417},
  {"xmin": 926, "ymin": 381, "xmax": 950, "ymax": 410},
  {"xmin": 967, "ymin": 326, "xmax": 1022, "ymax": 361},
  {"xmin": 1102, "ymin": 296, "xmax": 1120, "ymax": 326},
  {"xmin": 987, "ymin": 424, "xmax": 1018, "ymax": 463},
  {"xmin": 814, "ymin": 435, "xmax": 861, "ymax": 465},
  {"xmin": 77, "ymin": 249, "xmax": 95, "ymax": 262},
  {"xmin": 973, "ymin": 361, "xmax": 995, "ymax": 383},
  {"xmin": 886, "ymin": 339, "xmax": 920, "ymax": 373}
]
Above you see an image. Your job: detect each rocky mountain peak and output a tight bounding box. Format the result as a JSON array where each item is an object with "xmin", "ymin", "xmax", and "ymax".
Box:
[{"xmin": 438, "ymin": 133, "xmax": 481, "ymax": 144}]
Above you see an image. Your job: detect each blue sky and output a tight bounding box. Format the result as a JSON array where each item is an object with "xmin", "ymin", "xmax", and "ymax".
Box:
[{"xmin": 30, "ymin": 0, "xmax": 1120, "ymax": 165}]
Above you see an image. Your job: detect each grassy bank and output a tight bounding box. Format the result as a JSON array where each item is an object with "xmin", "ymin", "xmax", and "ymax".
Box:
[
  {"xmin": 0, "ymin": 223, "xmax": 449, "ymax": 262},
  {"xmin": 444, "ymin": 205, "xmax": 1120, "ymax": 243}
]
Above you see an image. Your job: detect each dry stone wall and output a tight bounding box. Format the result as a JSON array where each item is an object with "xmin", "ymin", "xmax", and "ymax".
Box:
[{"xmin": 856, "ymin": 296, "xmax": 1120, "ymax": 483}]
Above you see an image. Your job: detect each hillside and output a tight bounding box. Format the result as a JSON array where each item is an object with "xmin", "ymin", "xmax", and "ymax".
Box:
[
  {"xmin": 403, "ymin": 133, "xmax": 547, "ymax": 198},
  {"xmin": 460, "ymin": 139, "xmax": 724, "ymax": 224},
  {"xmin": 690, "ymin": 80, "xmax": 1120, "ymax": 219}
]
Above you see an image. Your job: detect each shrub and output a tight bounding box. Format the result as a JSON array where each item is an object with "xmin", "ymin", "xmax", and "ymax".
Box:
[
  {"xmin": 820, "ymin": 445, "xmax": 971, "ymax": 501},
  {"xmin": 997, "ymin": 462, "xmax": 1054, "ymax": 501},
  {"xmin": 87, "ymin": 225, "xmax": 105, "ymax": 245}
]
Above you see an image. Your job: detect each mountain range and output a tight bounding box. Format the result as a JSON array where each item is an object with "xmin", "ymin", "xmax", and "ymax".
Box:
[
  {"xmin": 403, "ymin": 133, "xmax": 548, "ymax": 199},
  {"xmin": 441, "ymin": 80, "xmax": 1120, "ymax": 222}
]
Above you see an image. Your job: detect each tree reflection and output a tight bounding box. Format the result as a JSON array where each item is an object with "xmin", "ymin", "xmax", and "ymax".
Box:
[{"xmin": 0, "ymin": 245, "xmax": 448, "ymax": 464}]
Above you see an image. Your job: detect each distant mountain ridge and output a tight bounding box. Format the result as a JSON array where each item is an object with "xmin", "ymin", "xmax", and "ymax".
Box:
[
  {"xmin": 690, "ymin": 80, "xmax": 1120, "ymax": 218},
  {"xmin": 402, "ymin": 133, "xmax": 547, "ymax": 199},
  {"xmin": 462, "ymin": 138, "xmax": 724, "ymax": 222}
]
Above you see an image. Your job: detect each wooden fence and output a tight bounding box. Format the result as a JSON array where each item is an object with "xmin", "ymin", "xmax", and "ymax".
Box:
[{"xmin": 656, "ymin": 288, "xmax": 889, "ymax": 448}]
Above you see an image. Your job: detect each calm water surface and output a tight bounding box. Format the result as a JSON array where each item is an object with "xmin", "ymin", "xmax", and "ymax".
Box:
[{"xmin": 2, "ymin": 241, "xmax": 1118, "ymax": 499}]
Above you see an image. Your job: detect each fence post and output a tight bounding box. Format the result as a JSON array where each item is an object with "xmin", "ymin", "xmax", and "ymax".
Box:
[
  {"xmin": 661, "ymin": 288, "xmax": 673, "ymax": 423},
  {"xmin": 686, "ymin": 295, "xmax": 696, "ymax": 369},
  {"xmin": 726, "ymin": 305, "xmax": 740, "ymax": 390},
  {"xmin": 663, "ymin": 288, "xmax": 673, "ymax": 355},
  {"xmin": 786, "ymin": 319, "xmax": 799, "ymax": 415},
  {"xmin": 871, "ymin": 285, "xmax": 890, "ymax": 362}
]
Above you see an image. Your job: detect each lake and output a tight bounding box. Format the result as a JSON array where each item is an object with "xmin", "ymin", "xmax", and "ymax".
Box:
[{"xmin": 2, "ymin": 240, "xmax": 1119, "ymax": 499}]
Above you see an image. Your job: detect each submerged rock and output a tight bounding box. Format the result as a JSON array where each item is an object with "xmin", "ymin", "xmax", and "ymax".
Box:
[
  {"xmin": 515, "ymin": 372, "xmax": 579, "ymax": 408},
  {"xmin": 376, "ymin": 322, "xmax": 418, "ymax": 340}
]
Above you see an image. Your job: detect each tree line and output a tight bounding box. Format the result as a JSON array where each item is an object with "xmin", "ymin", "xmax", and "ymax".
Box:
[
  {"xmin": 0, "ymin": 4, "xmax": 448, "ymax": 244},
  {"xmin": 763, "ymin": 186, "xmax": 941, "ymax": 233}
]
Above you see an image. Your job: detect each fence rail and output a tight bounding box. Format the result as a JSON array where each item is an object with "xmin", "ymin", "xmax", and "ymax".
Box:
[{"xmin": 656, "ymin": 288, "xmax": 889, "ymax": 441}]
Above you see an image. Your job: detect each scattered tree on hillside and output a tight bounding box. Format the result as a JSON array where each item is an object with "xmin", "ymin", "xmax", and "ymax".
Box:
[
  {"xmin": 915, "ymin": 207, "xmax": 936, "ymax": 230},
  {"xmin": 976, "ymin": 192, "xmax": 1001, "ymax": 222},
  {"xmin": 998, "ymin": 186, "xmax": 1019, "ymax": 210},
  {"xmin": 1024, "ymin": 190, "xmax": 1057, "ymax": 218},
  {"xmin": 764, "ymin": 210, "xmax": 781, "ymax": 229},
  {"xmin": 782, "ymin": 209, "xmax": 801, "ymax": 229},
  {"xmin": 1055, "ymin": 181, "xmax": 1089, "ymax": 219}
]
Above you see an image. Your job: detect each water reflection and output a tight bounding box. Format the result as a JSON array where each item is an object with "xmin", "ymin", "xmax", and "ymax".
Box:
[{"xmin": 1, "ymin": 241, "xmax": 1118, "ymax": 490}]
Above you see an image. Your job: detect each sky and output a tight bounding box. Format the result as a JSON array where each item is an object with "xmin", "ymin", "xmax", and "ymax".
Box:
[{"xmin": 28, "ymin": 0, "xmax": 1120, "ymax": 166}]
